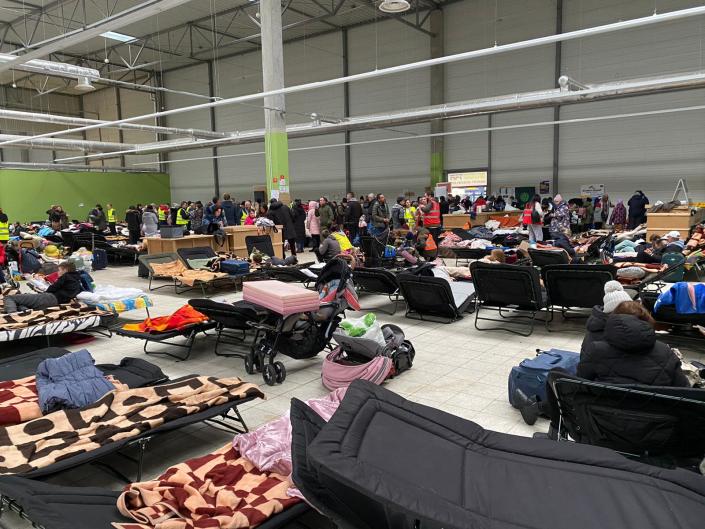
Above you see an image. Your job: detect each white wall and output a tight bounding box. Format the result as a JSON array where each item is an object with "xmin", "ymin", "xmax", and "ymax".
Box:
[{"xmin": 157, "ymin": 0, "xmax": 705, "ymax": 203}]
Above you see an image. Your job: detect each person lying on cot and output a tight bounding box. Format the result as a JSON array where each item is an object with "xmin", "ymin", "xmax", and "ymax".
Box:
[{"xmin": 3, "ymin": 261, "xmax": 83, "ymax": 314}]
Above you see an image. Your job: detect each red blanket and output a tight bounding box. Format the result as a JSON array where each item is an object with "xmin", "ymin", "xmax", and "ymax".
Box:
[
  {"xmin": 114, "ymin": 444, "xmax": 299, "ymax": 529},
  {"xmin": 122, "ymin": 305, "xmax": 208, "ymax": 333}
]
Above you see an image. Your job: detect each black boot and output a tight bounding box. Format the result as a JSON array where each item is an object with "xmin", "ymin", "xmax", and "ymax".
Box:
[{"xmin": 514, "ymin": 389, "xmax": 540, "ymax": 426}]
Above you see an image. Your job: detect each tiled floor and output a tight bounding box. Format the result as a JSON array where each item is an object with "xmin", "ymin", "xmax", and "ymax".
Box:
[{"xmin": 2, "ymin": 253, "xmax": 703, "ymax": 527}]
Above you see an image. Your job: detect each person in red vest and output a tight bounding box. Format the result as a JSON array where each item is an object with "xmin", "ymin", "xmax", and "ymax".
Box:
[
  {"xmin": 419, "ymin": 191, "xmax": 442, "ymax": 242},
  {"xmin": 522, "ymin": 194, "xmax": 544, "ymax": 244}
]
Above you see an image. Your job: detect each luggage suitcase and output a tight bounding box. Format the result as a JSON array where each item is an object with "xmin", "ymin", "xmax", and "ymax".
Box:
[
  {"xmin": 92, "ymin": 248, "xmax": 108, "ymax": 270},
  {"xmin": 508, "ymin": 349, "xmax": 579, "ymax": 407},
  {"xmin": 220, "ymin": 259, "xmax": 250, "ymax": 275}
]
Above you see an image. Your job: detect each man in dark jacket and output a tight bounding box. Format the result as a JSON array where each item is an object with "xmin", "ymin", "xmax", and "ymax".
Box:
[
  {"xmin": 578, "ymin": 308, "xmax": 690, "ymax": 387},
  {"xmin": 221, "ymin": 193, "xmax": 240, "ymax": 226},
  {"xmin": 267, "ymin": 199, "xmax": 297, "ymax": 256},
  {"xmin": 344, "ymin": 192, "xmax": 362, "ymax": 242},
  {"xmin": 3, "ymin": 261, "xmax": 83, "ymax": 313},
  {"xmin": 370, "ymin": 194, "xmax": 390, "ymax": 234},
  {"xmin": 291, "ymin": 199, "xmax": 307, "ymax": 253},
  {"xmin": 316, "ymin": 197, "xmax": 335, "ymax": 232},
  {"xmin": 627, "ymin": 190, "xmax": 649, "ymax": 229},
  {"xmin": 391, "ymin": 196, "xmax": 406, "ymax": 230},
  {"xmin": 125, "ymin": 205, "xmax": 142, "ymax": 244}
]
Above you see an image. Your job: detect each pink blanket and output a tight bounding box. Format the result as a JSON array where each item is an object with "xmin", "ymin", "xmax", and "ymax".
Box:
[
  {"xmin": 243, "ymin": 280, "xmax": 320, "ymax": 315},
  {"xmin": 233, "ymin": 388, "xmax": 346, "ymax": 498}
]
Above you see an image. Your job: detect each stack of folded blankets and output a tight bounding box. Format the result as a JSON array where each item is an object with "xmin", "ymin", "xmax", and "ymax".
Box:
[{"xmin": 243, "ymin": 280, "xmax": 320, "ymax": 316}]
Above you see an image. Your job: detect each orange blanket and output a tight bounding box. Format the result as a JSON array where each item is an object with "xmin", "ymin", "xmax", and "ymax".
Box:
[
  {"xmin": 122, "ymin": 305, "xmax": 208, "ymax": 333},
  {"xmin": 114, "ymin": 444, "xmax": 299, "ymax": 529}
]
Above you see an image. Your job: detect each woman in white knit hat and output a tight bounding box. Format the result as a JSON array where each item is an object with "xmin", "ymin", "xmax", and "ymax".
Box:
[{"xmin": 581, "ymin": 280, "xmax": 632, "ymax": 355}]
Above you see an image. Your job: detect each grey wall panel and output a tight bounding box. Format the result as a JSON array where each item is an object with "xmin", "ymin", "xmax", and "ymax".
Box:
[
  {"xmin": 558, "ymin": 90, "xmax": 705, "ymax": 200},
  {"xmin": 443, "ymin": 115, "xmax": 489, "ymax": 172},
  {"xmin": 163, "ymin": 63, "xmax": 214, "ymax": 201},
  {"xmin": 491, "ymin": 108, "xmax": 554, "ymax": 191}
]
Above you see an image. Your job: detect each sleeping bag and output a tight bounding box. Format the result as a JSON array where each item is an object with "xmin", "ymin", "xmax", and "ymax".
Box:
[{"xmin": 35, "ymin": 349, "xmax": 115, "ymax": 413}]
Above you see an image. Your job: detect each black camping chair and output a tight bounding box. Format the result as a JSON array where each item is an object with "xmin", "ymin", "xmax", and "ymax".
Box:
[
  {"xmin": 528, "ymin": 248, "xmax": 571, "ymax": 267},
  {"xmin": 542, "ymin": 264, "xmax": 616, "ymax": 326},
  {"xmin": 453, "ymin": 247, "xmax": 490, "ymax": 266},
  {"xmin": 187, "ymin": 299, "xmax": 269, "ymax": 362},
  {"xmin": 397, "ymin": 272, "xmax": 475, "ymax": 323},
  {"xmin": 177, "ymin": 246, "xmax": 218, "ymax": 266},
  {"xmin": 548, "ymin": 372, "xmax": 705, "ymax": 470},
  {"xmin": 246, "ymin": 235, "xmax": 275, "ymax": 258},
  {"xmin": 352, "ymin": 267, "xmax": 402, "ymax": 315},
  {"xmin": 470, "ymin": 261, "xmax": 549, "ymax": 336},
  {"xmin": 262, "ymin": 266, "xmax": 316, "ymax": 288}
]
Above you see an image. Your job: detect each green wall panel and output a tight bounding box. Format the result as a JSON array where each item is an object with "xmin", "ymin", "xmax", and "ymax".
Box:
[{"xmin": 0, "ymin": 170, "xmax": 171, "ymax": 223}]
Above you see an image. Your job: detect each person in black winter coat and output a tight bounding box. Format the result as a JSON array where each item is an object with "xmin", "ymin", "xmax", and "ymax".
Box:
[
  {"xmin": 578, "ymin": 303, "xmax": 690, "ymax": 387},
  {"xmin": 267, "ymin": 199, "xmax": 297, "ymax": 256},
  {"xmin": 3, "ymin": 261, "xmax": 83, "ymax": 313},
  {"xmin": 125, "ymin": 206, "xmax": 142, "ymax": 245},
  {"xmin": 627, "ymin": 190, "xmax": 649, "ymax": 229},
  {"xmin": 581, "ymin": 281, "xmax": 632, "ymax": 354},
  {"xmin": 344, "ymin": 193, "xmax": 363, "ymax": 242},
  {"xmin": 291, "ymin": 199, "xmax": 307, "ymax": 253}
]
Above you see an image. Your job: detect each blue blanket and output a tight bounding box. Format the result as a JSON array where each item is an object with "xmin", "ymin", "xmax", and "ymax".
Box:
[
  {"xmin": 36, "ymin": 349, "xmax": 114, "ymax": 413},
  {"xmin": 654, "ymin": 282, "xmax": 705, "ymax": 315}
]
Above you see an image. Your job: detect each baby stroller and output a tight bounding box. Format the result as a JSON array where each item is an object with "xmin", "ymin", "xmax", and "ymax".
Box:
[
  {"xmin": 247, "ymin": 257, "xmax": 357, "ymax": 385},
  {"xmin": 0, "ymin": 243, "xmax": 19, "ymax": 289}
]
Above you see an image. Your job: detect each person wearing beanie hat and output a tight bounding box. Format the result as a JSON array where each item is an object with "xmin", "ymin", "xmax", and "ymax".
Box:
[
  {"xmin": 391, "ymin": 196, "xmax": 406, "ymax": 230},
  {"xmin": 603, "ymin": 280, "xmax": 632, "ymax": 314}
]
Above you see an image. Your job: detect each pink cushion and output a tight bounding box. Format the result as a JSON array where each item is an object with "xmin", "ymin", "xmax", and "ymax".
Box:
[{"xmin": 243, "ymin": 280, "xmax": 320, "ymax": 315}]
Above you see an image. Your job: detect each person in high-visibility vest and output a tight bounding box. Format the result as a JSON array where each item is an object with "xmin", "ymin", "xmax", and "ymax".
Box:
[
  {"xmin": 0, "ymin": 208, "xmax": 9, "ymax": 244},
  {"xmin": 414, "ymin": 218, "xmax": 438, "ymax": 260},
  {"xmin": 419, "ymin": 192, "xmax": 442, "ymax": 243},
  {"xmin": 157, "ymin": 204, "xmax": 169, "ymax": 225},
  {"xmin": 106, "ymin": 203, "xmax": 117, "ymax": 235},
  {"xmin": 175, "ymin": 201, "xmax": 190, "ymax": 232}
]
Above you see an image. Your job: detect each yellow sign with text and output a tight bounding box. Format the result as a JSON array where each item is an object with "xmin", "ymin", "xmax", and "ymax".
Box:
[{"xmin": 447, "ymin": 171, "xmax": 488, "ymax": 187}]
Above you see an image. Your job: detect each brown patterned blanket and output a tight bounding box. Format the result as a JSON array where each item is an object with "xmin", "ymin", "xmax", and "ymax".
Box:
[
  {"xmin": 0, "ymin": 375, "xmax": 127, "ymax": 427},
  {"xmin": 0, "ymin": 376, "xmax": 264, "ymax": 475},
  {"xmin": 0, "ymin": 298, "xmax": 110, "ymax": 330},
  {"xmin": 150, "ymin": 261, "xmax": 228, "ymax": 287},
  {"xmin": 114, "ymin": 443, "xmax": 299, "ymax": 529}
]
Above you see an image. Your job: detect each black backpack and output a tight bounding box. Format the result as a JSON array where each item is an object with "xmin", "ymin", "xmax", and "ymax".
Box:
[{"xmin": 390, "ymin": 340, "xmax": 415, "ymax": 376}]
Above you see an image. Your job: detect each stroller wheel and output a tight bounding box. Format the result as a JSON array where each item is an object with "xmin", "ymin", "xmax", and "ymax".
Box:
[
  {"xmin": 262, "ymin": 364, "xmax": 277, "ymax": 386},
  {"xmin": 273, "ymin": 361, "xmax": 286, "ymax": 384},
  {"xmin": 244, "ymin": 355, "xmax": 255, "ymax": 375}
]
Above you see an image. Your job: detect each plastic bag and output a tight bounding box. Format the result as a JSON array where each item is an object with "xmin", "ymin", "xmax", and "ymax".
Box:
[{"xmin": 339, "ymin": 313, "xmax": 385, "ymax": 346}]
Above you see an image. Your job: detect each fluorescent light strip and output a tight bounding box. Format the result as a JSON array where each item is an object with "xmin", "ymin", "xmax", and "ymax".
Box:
[
  {"xmin": 100, "ymin": 31, "xmax": 137, "ymax": 43},
  {"xmin": 127, "ymin": 103, "xmax": 705, "ymax": 166}
]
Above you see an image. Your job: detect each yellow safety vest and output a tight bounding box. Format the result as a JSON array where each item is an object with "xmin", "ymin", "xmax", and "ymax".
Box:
[
  {"xmin": 332, "ymin": 232, "xmax": 353, "ymax": 251},
  {"xmin": 107, "ymin": 208, "xmax": 116, "ymax": 223},
  {"xmin": 0, "ymin": 220, "xmax": 9, "ymax": 241},
  {"xmin": 158, "ymin": 209, "xmax": 167, "ymax": 221},
  {"xmin": 241, "ymin": 210, "xmax": 247, "ymax": 222},
  {"xmin": 175, "ymin": 208, "xmax": 189, "ymax": 226}
]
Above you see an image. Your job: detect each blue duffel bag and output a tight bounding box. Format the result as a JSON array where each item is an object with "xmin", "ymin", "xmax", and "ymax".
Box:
[
  {"xmin": 508, "ymin": 349, "xmax": 580, "ymax": 407},
  {"xmin": 220, "ymin": 259, "xmax": 249, "ymax": 275}
]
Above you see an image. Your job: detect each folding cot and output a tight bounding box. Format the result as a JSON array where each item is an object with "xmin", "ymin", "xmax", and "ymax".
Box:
[
  {"xmin": 0, "ymin": 348, "xmax": 258, "ymax": 482},
  {"xmin": 352, "ymin": 267, "xmax": 402, "ymax": 314},
  {"xmin": 290, "ymin": 380, "xmax": 705, "ymax": 529},
  {"xmin": 115, "ymin": 318, "xmax": 218, "ymax": 361},
  {"xmin": 528, "ymin": 247, "xmax": 571, "ymax": 267},
  {"xmin": 397, "ymin": 270, "xmax": 475, "ymax": 323},
  {"xmin": 261, "ymin": 265, "xmax": 317, "ymax": 288},
  {"xmin": 138, "ymin": 252, "xmax": 236, "ymax": 296},
  {"xmin": 0, "ymin": 477, "xmax": 332, "ymax": 529},
  {"xmin": 548, "ymin": 372, "xmax": 705, "ymax": 470},
  {"xmin": 470, "ymin": 261, "xmax": 549, "ymax": 336},
  {"xmin": 542, "ymin": 264, "xmax": 616, "ymax": 326}
]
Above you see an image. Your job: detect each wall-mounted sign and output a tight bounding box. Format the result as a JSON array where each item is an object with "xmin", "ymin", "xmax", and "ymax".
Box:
[
  {"xmin": 447, "ymin": 171, "xmax": 487, "ymax": 187},
  {"xmin": 580, "ymin": 184, "xmax": 605, "ymax": 197},
  {"xmin": 539, "ymin": 180, "xmax": 550, "ymax": 195}
]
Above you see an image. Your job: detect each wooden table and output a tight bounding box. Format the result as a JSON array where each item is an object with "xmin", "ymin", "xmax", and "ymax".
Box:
[
  {"xmin": 224, "ymin": 225, "xmax": 284, "ymax": 259},
  {"xmin": 442, "ymin": 214, "xmax": 472, "ymax": 229},
  {"xmin": 646, "ymin": 206, "xmax": 705, "ymax": 240},
  {"xmin": 144, "ymin": 234, "xmax": 224, "ymax": 255}
]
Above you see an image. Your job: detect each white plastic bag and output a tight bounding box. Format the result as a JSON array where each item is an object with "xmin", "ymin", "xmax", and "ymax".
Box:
[{"xmin": 338, "ymin": 313, "xmax": 385, "ymax": 346}]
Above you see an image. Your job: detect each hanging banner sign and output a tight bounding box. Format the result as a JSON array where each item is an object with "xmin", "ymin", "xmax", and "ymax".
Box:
[
  {"xmin": 447, "ymin": 171, "xmax": 487, "ymax": 187},
  {"xmin": 580, "ymin": 184, "xmax": 605, "ymax": 197}
]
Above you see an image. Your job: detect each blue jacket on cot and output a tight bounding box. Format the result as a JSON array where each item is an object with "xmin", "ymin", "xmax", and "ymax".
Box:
[
  {"xmin": 36, "ymin": 350, "xmax": 115, "ymax": 413},
  {"xmin": 654, "ymin": 282, "xmax": 705, "ymax": 315}
]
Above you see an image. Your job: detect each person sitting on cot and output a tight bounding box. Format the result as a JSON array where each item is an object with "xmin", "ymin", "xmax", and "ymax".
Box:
[{"xmin": 3, "ymin": 261, "xmax": 83, "ymax": 314}]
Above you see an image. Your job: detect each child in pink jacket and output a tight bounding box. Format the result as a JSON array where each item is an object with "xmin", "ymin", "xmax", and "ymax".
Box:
[{"xmin": 306, "ymin": 200, "xmax": 320, "ymax": 249}]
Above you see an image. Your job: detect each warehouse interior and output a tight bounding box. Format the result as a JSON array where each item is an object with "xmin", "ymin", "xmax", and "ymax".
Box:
[{"xmin": 1, "ymin": 1, "xmax": 705, "ymax": 528}]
